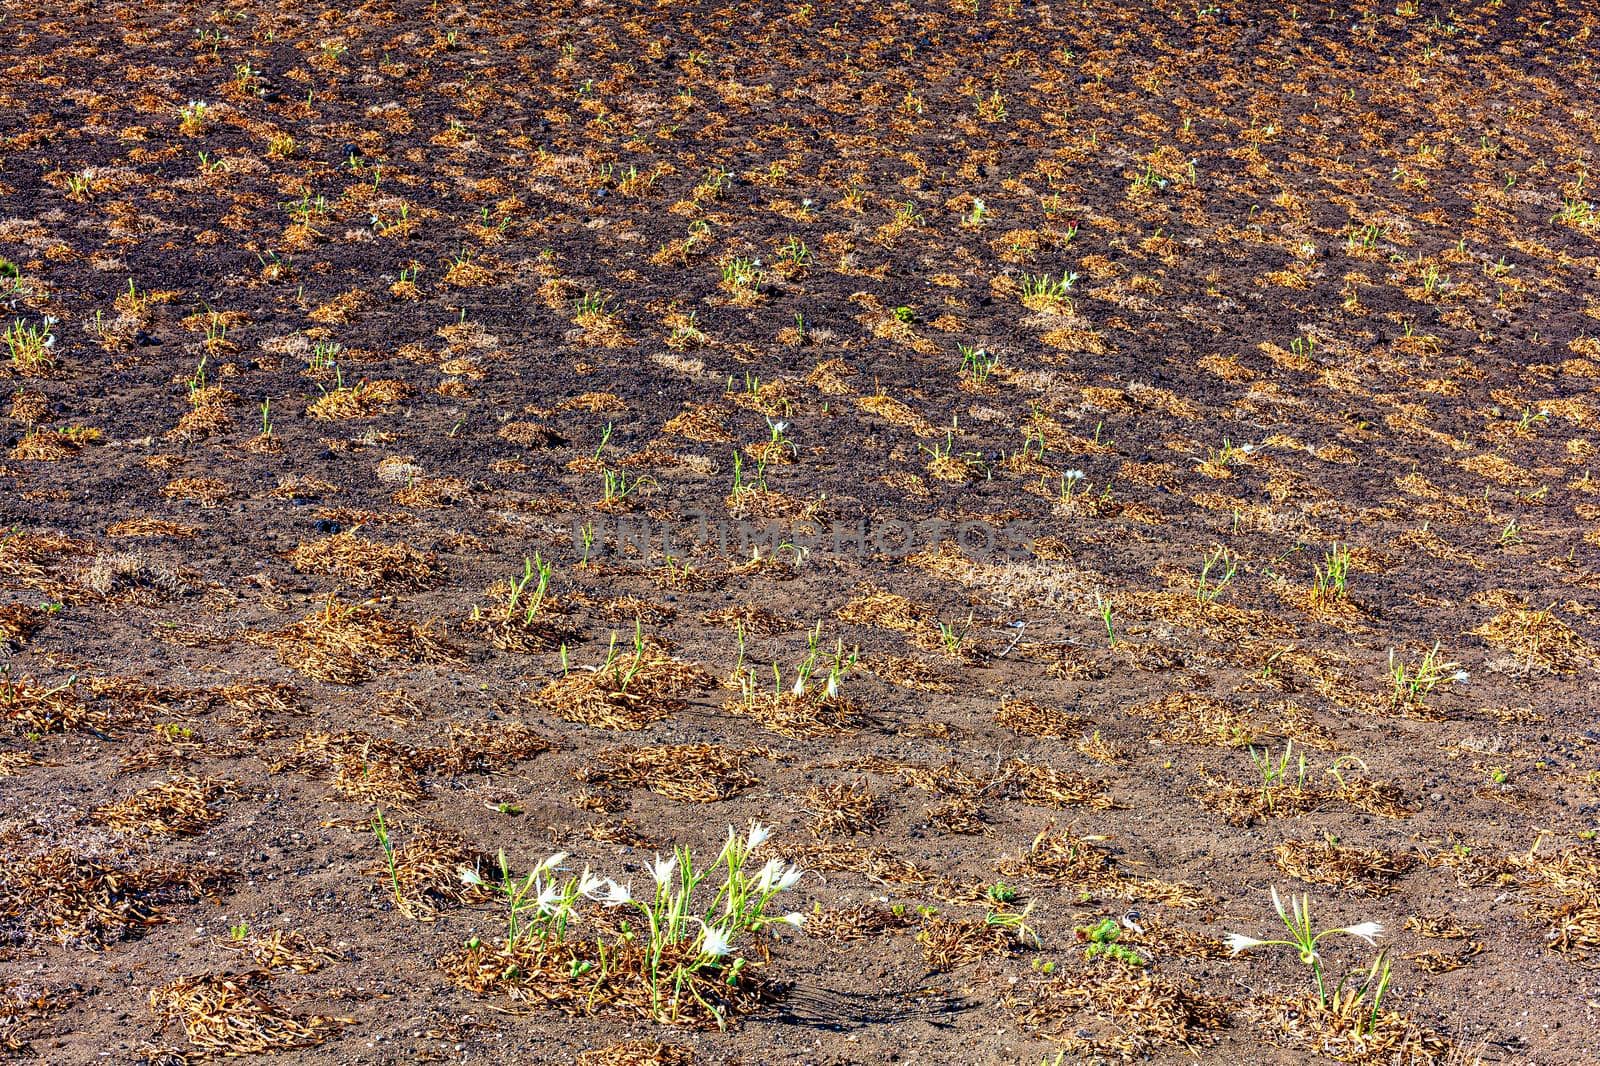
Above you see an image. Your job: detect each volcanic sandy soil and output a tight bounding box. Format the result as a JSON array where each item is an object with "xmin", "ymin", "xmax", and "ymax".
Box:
[{"xmin": 2, "ymin": 1, "xmax": 1599, "ymax": 1063}]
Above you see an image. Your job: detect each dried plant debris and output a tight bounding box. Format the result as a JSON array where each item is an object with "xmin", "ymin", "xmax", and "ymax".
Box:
[
  {"xmin": 365, "ymin": 825, "xmax": 493, "ymax": 918},
  {"xmin": 148, "ymin": 971, "xmax": 345, "ymax": 1056},
  {"xmin": 1260, "ymin": 991, "xmax": 1454, "ymax": 1064},
  {"xmin": 0, "ymin": 833, "xmax": 232, "ymax": 947},
  {"xmin": 574, "ymin": 1042, "xmax": 696, "ymax": 1066},
  {"xmin": 577, "ymin": 744, "xmax": 763, "ymax": 803},
  {"xmin": 250, "ymin": 597, "xmax": 457, "ymax": 684},
  {"xmin": 532, "ymin": 641, "xmax": 712, "ymax": 730},
  {"xmin": 803, "ymin": 902, "xmax": 921, "ymax": 942},
  {"xmin": 1, "ymin": 983, "xmax": 85, "ymax": 1055},
  {"xmin": 1472, "ymin": 608, "xmax": 1600, "ymax": 675},
  {"xmin": 273, "ymin": 731, "xmax": 425, "ymax": 803},
  {"xmin": 1510, "ymin": 845, "xmax": 1600, "ymax": 962},
  {"xmin": 90, "ymin": 775, "xmax": 234, "ymax": 835},
  {"xmin": 289, "ymin": 530, "xmax": 444, "ymax": 590},
  {"xmin": 0, "ymin": 674, "xmax": 107, "ymax": 735},
  {"xmin": 996, "ymin": 759, "xmax": 1120, "ymax": 810},
  {"xmin": 422, "ymin": 721, "xmax": 554, "ymax": 775},
  {"xmin": 995, "ymin": 695, "xmax": 1084, "ymax": 738},
  {"xmin": 0, "ymin": 604, "xmax": 48, "ymax": 650},
  {"xmin": 221, "ymin": 929, "xmax": 343, "ymax": 974},
  {"xmin": 1004, "ymin": 969, "xmax": 1230, "ymax": 1060},
  {"xmin": 441, "ymin": 939, "xmax": 770, "ymax": 1029},
  {"xmin": 804, "ymin": 779, "xmax": 882, "ymax": 838},
  {"xmin": 75, "ymin": 550, "xmax": 189, "ymax": 600},
  {"xmin": 916, "ymin": 914, "xmax": 1026, "ymax": 971},
  {"xmin": 1274, "ymin": 840, "xmax": 1418, "ymax": 897}
]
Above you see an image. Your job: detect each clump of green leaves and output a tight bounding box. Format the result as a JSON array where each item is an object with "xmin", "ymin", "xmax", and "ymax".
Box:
[{"xmin": 1076, "ymin": 917, "xmax": 1145, "ymax": 967}]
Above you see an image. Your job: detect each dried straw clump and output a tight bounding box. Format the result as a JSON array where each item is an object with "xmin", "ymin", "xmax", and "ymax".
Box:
[
  {"xmin": 149, "ymin": 971, "xmax": 345, "ymax": 1056},
  {"xmin": 578, "ymin": 744, "xmax": 761, "ymax": 803}
]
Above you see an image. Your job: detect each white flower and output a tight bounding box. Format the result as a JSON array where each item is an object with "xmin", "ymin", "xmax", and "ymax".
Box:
[
  {"xmin": 1336, "ymin": 921, "xmax": 1384, "ymax": 945},
  {"xmin": 824, "ymin": 674, "xmax": 839, "ymax": 699},
  {"xmin": 457, "ymin": 866, "xmax": 484, "ymax": 887},
  {"xmin": 646, "ymin": 853, "xmax": 678, "ymax": 887},
  {"xmin": 1223, "ymin": 932, "xmax": 1267, "ymax": 955},
  {"xmin": 535, "ymin": 851, "xmax": 569, "ymax": 874},
  {"xmin": 756, "ymin": 859, "xmax": 803, "ymax": 893},
  {"xmin": 791, "ymin": 674, "xmax": 807, "ymax": 696},
  {"xmin": 753, "ymin": 858, "xmax": 784, "ymax": 892},
  {"xmin": 535, "ymin": 881, "xmax": 564, "ymax": 914},
  {"xmin": 1452, "ymin": 670, "xmax": 1469, "ymax": 683},
  {"xmin": 578, "ymin": 868, "xmax": 606, "ymax": 897},
  {"xmin": 745, "ymin": 822, "xmax": 773, "ymax": 852},
  {"xmin": 698, "ymin": 922, "xmax": 734, "ymax": 957},
  {"xmin": 1064, "ymin": 469, "xmax": 1085, "ymax": 482},
  {"xmin": 593, "ymin": 878, "xmax": 632, "ymax": 907},
  {"xmin": 778, "ymin": 911, "xmax": 805, "ymax": 928},
  {"xmin": 1269, "ymin": 884, "xmax": 1290, "ymax": 919}
]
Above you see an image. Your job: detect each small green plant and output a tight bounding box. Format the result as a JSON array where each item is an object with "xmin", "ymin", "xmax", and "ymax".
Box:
[
  {"xmin": 283, "ymin": 190, "xmax": 328, "ymax": 225},
  {"xmin": 986, "ymin": 881, "xmax": 1019, "ymax": 905},
  {"xmin": 776, "ymin": 236, "xmax": 809, "ymax": 271},
  {"xmin": 1196, "ymin": 543, "xmax": 1238, "ymax": 604},
  {"xmin": 1311, "ymin": 543, "xmax": 1351, "ymax": 604},
  {"xmin": 1077, "ymin": 918, "xmax": 1146, "ymax": 967},
  {"xmin": 597, "ymin": 620, "xmax": 650, "ymax": 694},
  {"xmin": 935, "ymin": 611, "xmax": 973, "ymax": 657},
  {"xmin": 1388, "ymin": 641, "xmax": 1462, "ymax": 709},
  {"xmin": 1058, "ymin": 468, "xmax": 1086, "ymax": 502},
  {"xmin": 4, "ymin": 319, "xmax": 56, "ymax": 373},
  {"xmin": 720, "ymin": 258, "xmax": 760, "ymax": 291},
  {"xmin": 1019, "ymin": 270, "xmax": 1077, "ymax": 304},
  {"xmin": 984, "ymin": 904, "xmax": 1039, "ymax": 948},
  {"xmin": 229, "ymin": 920, "xmax": 251, "ymax": 941},
  {"xmin": 504, "ymin": 554, "xmax": 553, "ymax": 625},
  {"xmin": 371, "ymin": 807, "xmax": 416, "ymax": 919},
  {"xmin": 1095, "ymin": 591, "xmax": 1116, "ymax": 647},
  {"xmin": 186, "ymin": 355, "xmax": 208, "ymax": 402},
  {"xmin": 601, "ymin": 467, "xmax": 654, "ymax": 504},
  {"xmin": 1248, "ymin": 741, "xmax": 1308, "ymax": 812},
  {"xmin": 573, "ymin": 290, "xmax": 613, "ymax": 318},
  {"xmin": 1515, "ymin": 406, "xmax": 1549, "ymax": 434},
  {"xmin": 957, "ymin": 342, "xmax": 998, "ymax": 384},
  {"xmin": 764, "ymin": 416, "xmax": 795, "ymax": 457},
  {"xmin": 178, "ymin": 99, "xmax": 210, "ymax": 134},
  {"xmin": 730, "ymin": 451, "xmax": 768, "ymax": 500},
  {"xmin": 308, "ymin": 341, "xmax": 341, "ymax": 371}
]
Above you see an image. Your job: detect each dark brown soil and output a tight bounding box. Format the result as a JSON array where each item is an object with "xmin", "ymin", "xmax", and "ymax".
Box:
[{"xmin": 2, "ymin": 0, "xmax": 1599, "ymax": 1063}]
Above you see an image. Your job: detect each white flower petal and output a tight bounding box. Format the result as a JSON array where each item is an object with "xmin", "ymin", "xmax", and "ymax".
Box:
[
  {"xmin": 1338, "ymin": 921, "xmax": 1384, "ymax": 945},
  {"xmin": 1224, "ymin": 933, "xmax": 1267, "ymax": 955}
]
